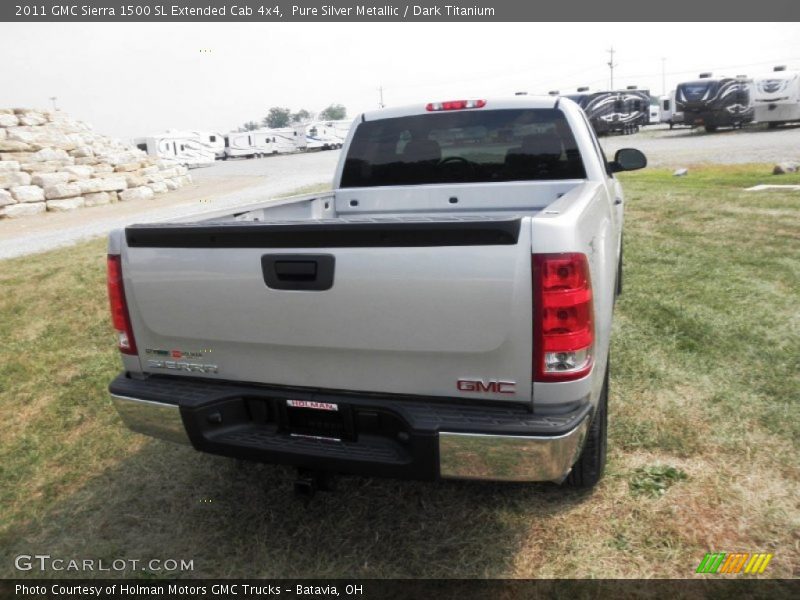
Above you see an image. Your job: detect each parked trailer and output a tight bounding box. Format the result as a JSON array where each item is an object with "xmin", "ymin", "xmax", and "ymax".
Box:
[
  {"xmin": 659, "ymin": 90, "xmax": 685, "ymax": 129},
  {"xmin": 675, "ymin": 73, "xmax": 755, "ymax": 132},
  {"xmin": 190, "ymin": 131, "xmax": 225, "ymax": 159},
  {"xmin": 565, "ymin": 87, "xmax": 650, "ymax": 135},
  {"xmin": 134, "ymin": 131, "xmax": 216, "ymax": 167},
  {"xmin": 261, "ymin": 126, "xmax": 307, "ymax": 153},
  {"xmin": 223, "ymin": 131, "xmax": 277, "ymax": 159},
  {"xmin": 306, "ymin": 121, "xmax": 342, "ymax": 150},
  {"xmin": 754, "ymin": 65, "xmax": 800, "ymax": 128}
]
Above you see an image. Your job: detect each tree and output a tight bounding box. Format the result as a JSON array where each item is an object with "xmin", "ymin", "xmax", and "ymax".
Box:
[
  {"xmin": 292, "ymin": 109, "xmax": 312, "ymax": 123},
  {"xmin": 241, "ymin": 121, "xmax": 259, "ymax": 131},
  {"xmin": 263, "ymin": 107, "xmax": 291, "ymax": 128},
  {"xmin": 319, "ymin": 104, "xmax": 347, "ymax": 121}
]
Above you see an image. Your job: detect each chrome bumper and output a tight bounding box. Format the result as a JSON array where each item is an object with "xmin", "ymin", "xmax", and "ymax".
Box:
[
  {"xmin": 438, "ymin": 417, "xmax": 590, "ymax": 482},
  {"xmin": 111, "ymin": 394, "xmax": 191, "ymax": 445},
  {"xmin": 112, "ymin": 391, "xmax": 589, "ymax": 483}
]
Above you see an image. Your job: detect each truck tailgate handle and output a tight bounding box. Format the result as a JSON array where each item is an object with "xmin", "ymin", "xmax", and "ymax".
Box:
[{"xmin": 261, "ymin": 254, "xmax": 335, "ymax": 291}]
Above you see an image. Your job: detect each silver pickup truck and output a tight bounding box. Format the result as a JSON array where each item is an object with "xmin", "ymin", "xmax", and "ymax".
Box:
[{"xmin": 107, "ymin": 96, "xmax": 646, "ymax": 490}]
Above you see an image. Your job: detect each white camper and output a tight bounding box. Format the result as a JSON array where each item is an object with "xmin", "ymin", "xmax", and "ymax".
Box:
[
  {"xmin": 223, "ymin": 131, "xmax": 277, "ymax": 159},
  {"xmin": 191, "ymin": 131, "xmax": 225, "ymax": 159},
  {"xmin": 754, "ymin": 65, "xmax": 800, "ymax": 128},
  {"xmin": 305, "ymin": 120, "xmax": 351, "ymax": 150},
  {"xmin": 262, "ymin": 126, "xmax": 306, "ymax": 153},
  {"xmin": 134, "ymin": 131, "xmax": 216, "ymax": 167},
  {"xmin": 659, "ymin": 90, "xmax": 684, "ymax": 129},
  {"xmin": 648, "ymin": 104, "xmax": 661, "ymax": 124}
]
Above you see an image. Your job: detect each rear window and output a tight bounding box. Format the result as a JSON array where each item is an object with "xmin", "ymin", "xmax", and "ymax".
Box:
[{"xmin": 341, "ymin": 108, "xmax": 585, "ymax": 188}]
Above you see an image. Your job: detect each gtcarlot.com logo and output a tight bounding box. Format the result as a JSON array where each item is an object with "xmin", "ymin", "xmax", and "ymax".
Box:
[{"xmin": 14, "ymin": 554, "xmax": 194, "ymax": 572}]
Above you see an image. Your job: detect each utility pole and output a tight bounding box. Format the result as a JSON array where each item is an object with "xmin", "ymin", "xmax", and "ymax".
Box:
[
  {"xmin": 378, "ymin": 85, "xmax": 385, "ymax": 109},
  {"xmin": 607, "ymin": 47, "xmax": 616, "ymax": 90},
  {"xmin": 49, "ymin": 96, "xmax": 58, "ymax": 111},
  {"xmin": 661, "ymin": 57, "xmax": 666, "ymax": 96}
]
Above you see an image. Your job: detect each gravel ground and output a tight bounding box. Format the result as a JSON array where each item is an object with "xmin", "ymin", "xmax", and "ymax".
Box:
[
  {"xmin": 1, "ymin": 124, "xmax": 797, "ymax": 260},
  {"xmin": 600, "ymin": 123, "xmax": 800, "ymax": 167}
]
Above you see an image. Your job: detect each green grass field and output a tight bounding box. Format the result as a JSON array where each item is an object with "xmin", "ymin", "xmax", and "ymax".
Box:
[{"xmin": 1, "ymin": 166, "xmax": 798, "ymax": 578}]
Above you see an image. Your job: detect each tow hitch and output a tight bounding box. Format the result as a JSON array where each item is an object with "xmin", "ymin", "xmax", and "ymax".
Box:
[{"xmin": 294, "ymin": 469, "xmax": 337, "ymax": 499}]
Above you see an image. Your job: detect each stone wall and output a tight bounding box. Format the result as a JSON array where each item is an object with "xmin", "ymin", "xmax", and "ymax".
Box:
[{"xmin": 0, "ymin": 108, "xmax": 192, "ymax": 218}]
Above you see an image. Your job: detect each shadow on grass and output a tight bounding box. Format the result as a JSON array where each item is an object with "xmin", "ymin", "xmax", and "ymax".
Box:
[{"xmin": 2, "ymin": 440, "xmax": 592, "ymax": 579}]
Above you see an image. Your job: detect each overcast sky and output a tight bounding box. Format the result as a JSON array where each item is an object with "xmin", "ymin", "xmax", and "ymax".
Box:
[{"xmin": 1, "ymin": 22, "xmax": 798, "ymax": 139}]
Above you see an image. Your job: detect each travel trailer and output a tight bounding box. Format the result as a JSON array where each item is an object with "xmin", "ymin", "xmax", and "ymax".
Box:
[
  {"xmin": 659, "ymin": 90, "xmax": 685, "ymax": 128},
  {"xmin": 648, "ymin": 104, "xmax": 660, "ymax": 124},
  {"xmin": 223, "ymin": 131, "xmax": 277, "ymax": 159},
  {"xmin": 565, "ymin": 87, "xmax": 650, "ymax": 135},
  {"xmin": 189, "ymin": 131, "xmax": 225, "ymax": 159},
  {"xmin": 753, "ymin": 65, "xmax": 800, "ymax": 128},
  {"xmin": 263, "ymin": 126, "xmax": 307, "ymax": 153},
  {"xmin": 675, "ymin": 73, "xmax": 755, "ymax": 132},
  {"xmin": 134, "ymin": 131, "xmax": 216, "ymax": 167},
  {"xmin": 305, "ymin": 120, "xmax": 352, "ymax": 150}
]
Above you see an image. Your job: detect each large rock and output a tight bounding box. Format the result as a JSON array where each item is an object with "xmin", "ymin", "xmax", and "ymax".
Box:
[
  {"xmin": 0, "ymin": 139, "xmax": 31, "ymax": 152},
  {"xmin": 21, "ymin": 160, "xmax": 73, "ymax": 173},
  {"xmin": 64, "ymin": 165, "xmax": 94, "ymax": 180},
  {"xmin": 773, "ymin": 161, "xmax": 799, "ymax": 175},
  {"xmin": 0, "ymin": 113, "xmax": 19, "ymax": 127},
  {"xmin": 11, "ymin": 185, "xmax": 45, "ymax": 203},
  {"xmin": 0, "ymin": 152, "xmax": 34, "ymax": 163},
  {"xmin": 30, "ymin": 148, "xmax": 70, "ymax": 162},
  {"xmin": 119, "ymin": 186, "xmax": 154, "ymax": 202},
  {"xmin": 17, "ymin": 111, "xmax": 48, "ymax": 126},
  {"xmin": 0, "ymin": 160, "xmax": 21, "ymax": 171},
  {"xmin": 125, "ymin": 174, "xmax": 148, "ymax": 187},
  {"xmin": 93, "ymin": 163, "xmax": 114, "ymax": 174},
  {"xmin": 31, "ymin": 172, "xmax": 71, "ymax": 187},
  {"xmin": 83, "ymin": 191, "xmax": 112, "ymax": 207},
  {"xmin": 71, "ymin": 146, "xmax": 95, "ymax": 158},
  {"xmin": 0, "ymin": 189, "xmax": 14, "ymax": 207},
  {"xmin": 43, "ymin": 182, "xmax": 82, "ymax": 199},
  {"xmin": 47, "ymin": 197, "xmax": 85, "ymax": 211},
  {"xmin": 0, "ymin": 170, "xmax": 31, "ymax": 189},
  {"xmin": 89, "ymin": 176, "xmax": 127, "ymax": 192},
  {"xmin": 149, "ymin": 181, "xmax": 168, "ymax": 194},
  {"xmin": 114, "ymin": 161, "xmax": 143, "ymax": 173},
  {"xmin": 2, "ymin": 202, "xmax": 45, "ymax": 218},
  {"xmin": 164, "ymin": 178, "xmax": 179, "ymax": 191}
]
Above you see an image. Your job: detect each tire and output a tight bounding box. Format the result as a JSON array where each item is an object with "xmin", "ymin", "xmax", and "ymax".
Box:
[
  {"xmin": 704, "ymin": 124, "xmax": 718, "ymax": 133},
  {"xmin": 767, "ymin": 122, "xmax": 778, "ymax": 130},
  {"xmin": 564, "ymin": 366, "xmax": 608, "ymax": 489}
]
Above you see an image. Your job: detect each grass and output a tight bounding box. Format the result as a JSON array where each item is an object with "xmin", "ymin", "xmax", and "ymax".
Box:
[{"xmin": 0, "ymin": 165, "xmax": 798, "ymax": 579}]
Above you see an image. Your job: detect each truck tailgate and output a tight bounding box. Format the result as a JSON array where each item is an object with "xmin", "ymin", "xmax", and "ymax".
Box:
[{"xmin": 121, "ymin": 217, "xmax": 533, "ymax": 402}]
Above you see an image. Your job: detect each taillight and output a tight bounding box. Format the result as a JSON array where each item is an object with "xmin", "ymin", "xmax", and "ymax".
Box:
[
  {"xmin": 533, "ymin": 253, "xmax": 594, "ymax": 381},
  {"xmin": 425, "ymin": 99, "xmax": 487, "ymax": 111},
  {"xmin": 107, "ymin": 254, "xmax": 137, "ymax": 355}
]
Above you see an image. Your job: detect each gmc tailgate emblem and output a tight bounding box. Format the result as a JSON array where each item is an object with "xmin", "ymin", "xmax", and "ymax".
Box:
[{"xmin": 457, "ymin": 379, "xmax": 516, "ymax": 394}]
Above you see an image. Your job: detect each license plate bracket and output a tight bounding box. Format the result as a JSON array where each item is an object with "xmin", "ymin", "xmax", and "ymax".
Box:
[{"xmin": 283, "ymin": 399, "xmax": 355, "ymax": 441}]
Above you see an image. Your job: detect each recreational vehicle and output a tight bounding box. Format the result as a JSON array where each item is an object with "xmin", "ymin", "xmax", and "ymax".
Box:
[
  {"xmin": 305, "ymin": 120, "xmax": 352, "ymax": 150},
  {"xmin": 565, "ymin": 87, "xmax": 650, "ymax": 135},
  {"xmin": 659, "ymin": 90, "xmax": 684, "ymax": 129},
  {"xmin": 223, "ymin": 131, "xmax": 277, "ymax": 159},
  {"xmin": 675, "ymin": 73, "xmax": 755, "ymax": 132},
  {"xmin": 754, "ymin": 65, "xmax": 800, "ymax": 128},
  {"xmin": 262, "ymin": 126, "xmax": 306, "ymax": 153},
  {"xmin": 189, "ymin": 131, "xmax": 225, "ymax": 159},
  {"xmin": 134, "ymin": 131, "xmax": 216, "ymax": 167}
]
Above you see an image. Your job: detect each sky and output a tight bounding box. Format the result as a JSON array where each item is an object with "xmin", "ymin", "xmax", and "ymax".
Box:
[{"xmin": 1, "ymin": 22, "xmax": 798, "ymax": 139}]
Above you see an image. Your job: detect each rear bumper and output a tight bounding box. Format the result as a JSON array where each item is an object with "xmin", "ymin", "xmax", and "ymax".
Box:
[{"xmin": 110, "ymin": 373, "xmax": 591, "ymax": 483}]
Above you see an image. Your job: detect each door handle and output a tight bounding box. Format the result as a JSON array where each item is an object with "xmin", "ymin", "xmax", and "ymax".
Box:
[
  {"xmin": 614, "ymin": 198, "xmax": 623, "ymax": 205},
  {"xmin": 262, "ymin": 254, "xmax": 335, "ymax": 291}
]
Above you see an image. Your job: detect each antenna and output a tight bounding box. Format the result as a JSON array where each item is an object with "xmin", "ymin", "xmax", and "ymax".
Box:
[
  {"xmin": 49, "ymin": 96, "xmax": 58, "ymax": 111},
  {"xmin": 607, "ymin": 47, "xmax": 617, "ymax": 90}
]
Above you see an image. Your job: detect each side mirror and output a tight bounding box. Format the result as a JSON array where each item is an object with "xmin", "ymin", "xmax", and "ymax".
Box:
[{"xmin": 609, "ymin": 148, "xmax": 647, "ymax": 173}]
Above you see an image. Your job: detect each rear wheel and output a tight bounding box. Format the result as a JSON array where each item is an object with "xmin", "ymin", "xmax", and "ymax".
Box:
[
  {"xmin": 704, "ymin": 124, "xmax": 718, "ymax": 133},
  {"xmin": 564, "ymin": 366, "xmax": 608, "ymax": 489}
]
